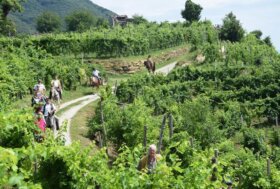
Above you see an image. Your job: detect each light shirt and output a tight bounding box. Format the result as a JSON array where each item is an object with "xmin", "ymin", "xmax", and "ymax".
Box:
[
  {"xmin": 92, "ymin": 70, "xmax": 100, "ymax": 77},
  {"xmin": 34, "ymin": 83, "xmax": 46, "ymax": 92},
  {"xmin": 52, "ymin": 80, "xmax": 60, "ymax": 88},
  {"xmin": 43, "ymin": 103, "xmax": 56, "ymax": 116}
]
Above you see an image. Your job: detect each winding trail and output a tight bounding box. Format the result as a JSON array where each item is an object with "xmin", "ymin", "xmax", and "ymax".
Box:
[{"xmin": 58, "ymin": 61, "xmax": 177, "ymax": 145}]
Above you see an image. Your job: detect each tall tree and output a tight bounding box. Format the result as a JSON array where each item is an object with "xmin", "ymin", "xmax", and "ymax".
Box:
[
  {"xmin": 181, "ymin": 0, "xmax": 203, "ymax": 23},
  {"xmin": 0, "ymin": 0, "xmax": 25, "ymax": 19},
  {"xmin": 36, "ymin": 11, "xmax": 61, "ymax": 33},
  {"xmin": 219, "ymin": 12, "xmax": 245, "ymax": 42},
  {"xmin": 0, "ymin": 0, "xmax": 25, "ymax": 35},
  {"xmin": 65, "ymin": 10, "xmax": 96, "ymax": 32}
]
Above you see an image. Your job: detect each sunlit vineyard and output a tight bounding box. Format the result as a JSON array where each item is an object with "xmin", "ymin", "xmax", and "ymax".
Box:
[{"xmin": 1, "ymin": 19, "xmax": 280, "ymax": 189}]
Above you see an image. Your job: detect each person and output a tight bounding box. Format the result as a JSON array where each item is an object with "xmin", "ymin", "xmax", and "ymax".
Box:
[
  {"xmin": 42, "ymin": 98, "xmax": 56, "ymax": 128},
  {"xmin": 137, "ymin": 144, "xmax": 162, "ymax": 173},
  {"xmin": 145, "ymin": 55, "xmax": 155, "ymax": 73},
  {"xmin": 92, "ymin": 68, "xmax": 101, "ymax": 84},
  {"xmin": 147, "ymin": 55, "xmax": 153, "ymax": 62},
  {"xmin": 51, "ymin": 75, "xmax": 62, "ymax": 99},
  {"xmin": 33, "ymin": 79, "xmax": 46, "ymax": 96},
  {"xmin": 34, "ymin": 106, "xmax": 46, "ymax": 132},
  {"xmin": 31, "ymin": 91, "xmax": 46, "ymax": 107}
]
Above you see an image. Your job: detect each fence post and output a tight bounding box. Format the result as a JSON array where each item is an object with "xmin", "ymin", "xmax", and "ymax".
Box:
[
  {"xmin": 214, "ymin": 149, "xmax": 219, "ymax": 158},
  {"xmin": 158, "ymin": 114, "xmax": 167, "ymax": 154},
  {"xmin": 100, "ymin": 99, "xmax": 107, "ymax": 146},
  {"xmin": 276, "ymin": 115, "xmax": 279, "ymax": 127},
  {"xmin": 98, "ymin": 131, "xmax": 103, "ymax": 148},
  {"xmin": 143, "ymin": 125, "xmax": 147, "ymax": 150},
  {"xmin": 190, "ymin": 137, "xmax": 194, "ymax": 148},
  {"xmin": 168, "ymin": 113, "xmax": 174, "ymax": 140},
  {"xmin": 267, "ymin": 158, "xmax": 271, "ymax": 177}
]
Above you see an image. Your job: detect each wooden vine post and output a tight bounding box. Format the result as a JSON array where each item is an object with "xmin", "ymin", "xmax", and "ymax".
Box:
[
  {"xmin": 157, "ymin": 114, "xmax": 167, "ymax": 154},
  {"xmin": 168, "ymin": 113, "xmax": 174, "ymax": 140},
  {"xmin": 143, "ymin": 125, "xmax": 147, "ymax": 150},
  {"xmin": 100, "ymin": 98, "xmax": 107, "ymax": 146}
]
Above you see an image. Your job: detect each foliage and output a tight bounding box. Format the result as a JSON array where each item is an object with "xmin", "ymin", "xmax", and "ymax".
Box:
[
  {"xmin": 36, "ymin": 11, "xmax": 61, "ymax": 33},
  {"xmin": 219, "ymin": 12, "xmax": 245, "ymax": 42},
  {"xmin": 0, "ymin": 0, "xmax": 25, "ymax": 35},
  {"xmin": 181, "ymin": 0, "xmax": 203, "ymax": 23},
  {"xmin": 131, "ymin": 14, "xmax": 149, "ymax": 25},
  {"xmin": 65, "ymin": 10, "xmax": 97, "ymax": 32},
  {"xmin": 9, "ymin": 0, "xmax": 115, "ymax": 34}
]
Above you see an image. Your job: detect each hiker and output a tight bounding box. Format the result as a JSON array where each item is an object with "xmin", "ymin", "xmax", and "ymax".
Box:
[{"xmin": 137, "ymin": 144, "xmax": 162, "ymax": 173}]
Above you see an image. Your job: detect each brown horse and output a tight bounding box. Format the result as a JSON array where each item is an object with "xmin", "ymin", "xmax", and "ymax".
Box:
[
  {"xmin": 90, "ymin": 76, "xmax": 103, "ymax": 88},
  {"xmin": 144, "ymin": 60, "xmax": 155, "ymax": 74}
]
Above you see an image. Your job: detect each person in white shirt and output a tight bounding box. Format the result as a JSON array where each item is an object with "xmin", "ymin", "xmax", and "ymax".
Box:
[
  {"xmin": 33, "ymin": 79, "xmax": 46, "ymax": 96},
  {"xmin": 43, "ymin": 98, "xmax": 56, "ymax": 128},
  {"xmin": 92, "ymin": 68, "xmax": 101, "ymax": 83},
  {"xmin": 51, "ymin": 75, "xmax": 62, "ymax": 99}
]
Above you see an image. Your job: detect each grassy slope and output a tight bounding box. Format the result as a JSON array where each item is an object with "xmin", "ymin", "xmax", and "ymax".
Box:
[{"xmin": 9, "ymin": 0, "xmax": 116, "ymax": 34}]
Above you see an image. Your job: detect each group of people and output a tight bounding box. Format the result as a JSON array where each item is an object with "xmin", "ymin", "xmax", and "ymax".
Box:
[{"xmin": 32, "ymin": 76, "xmax": 62, "ymax": 139}]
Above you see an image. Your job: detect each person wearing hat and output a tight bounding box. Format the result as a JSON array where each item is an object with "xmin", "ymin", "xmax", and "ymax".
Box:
[
  {"xmin": 33, "ymin": 79, "xmax": 46, "ymax": 96},
  {"xmin": 137, "ymin": 144, "xmax": 162, "ymax": 173}
]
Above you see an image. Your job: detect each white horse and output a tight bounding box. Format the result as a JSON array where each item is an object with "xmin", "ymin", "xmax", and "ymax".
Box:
[{"xmin": 50, "ymin": 86, "xmax": 60, "ymax": 107}]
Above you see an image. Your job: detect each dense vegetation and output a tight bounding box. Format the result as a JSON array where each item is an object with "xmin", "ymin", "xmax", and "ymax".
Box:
[
  {"xmin": 0, "ymin": 23, "xmax": 187, "ymax": 57},
  {"xmin": 1, "ymin": 17, "xmax": 280, "ymax": 188},
  {"xmin": 8, "ymin": 0, "xmax": 115, "ymax": 34}
]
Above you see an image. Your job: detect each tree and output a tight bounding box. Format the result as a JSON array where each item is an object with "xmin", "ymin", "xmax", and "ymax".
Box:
[
  {"xmin": 0, "ymin": 0, "xmax": 25, "ymax": 35},
  {"xmin": 263, "ymin": 36, "xmax": 273, "ymax": 47},
  {"xmin": 219, "ymin": 12, "xmax": 245, "ymax": 42},
  {"xmin": 96, "ymin": 17, "xmax": 109, "ymax": 28},
  {"xmin": 131, "ymin": 14, "xmax": 148, "ymax": 25},
  {"xmin": 65, "ymin": 11, "xmax": 96, "ymax": 32},
  {"xmin": 181, "ymin": 0, "xmax": 203, "ymax": 23},
  {"xmin": 0, "ymin": 0, "xmax": 25, "ymax": 19},
  {"xmin": 36, "ymin": 11, "xmax": 61, "ymax": 33}
]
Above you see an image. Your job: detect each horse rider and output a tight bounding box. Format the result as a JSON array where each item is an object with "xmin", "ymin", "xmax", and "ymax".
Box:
[
  {"xmin": 92, "ymin": 67, "xmax": 101, "ymax": 84},
  {"xmin": 42, "ymin": 98, "xmax": 56, "ymax": 128},
  {"xmin": 137, "ymin": 144, "xmax": 162, "ymax": 174},
  {"xmin": 144, "ymin": 55, "xmax": 155, "ymax": 73},
  {"xmin": 51, "ymin": 75, "xmax": 62, "ymax": 99},
  {"xmin": 33, "ymin": 79, "xmax": 46, "ymax": 96}
]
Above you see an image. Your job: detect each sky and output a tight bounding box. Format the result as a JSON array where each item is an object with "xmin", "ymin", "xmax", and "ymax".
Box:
[{"xmin": 91, "ymin": 0, "xmax": 280, "ymax": 52}]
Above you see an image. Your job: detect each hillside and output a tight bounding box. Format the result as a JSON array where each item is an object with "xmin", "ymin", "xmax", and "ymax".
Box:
[{"xmin": 8, "ymin": 0, "xmax": 117, "ymax": 34}]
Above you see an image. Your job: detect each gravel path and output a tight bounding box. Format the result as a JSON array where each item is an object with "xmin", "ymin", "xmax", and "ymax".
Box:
[
  {"xmin": 155, "ymin": 62, "xmax": 177, "ymax": 75},
  {"xmin": 58, "ymin": 61, "xmax": 177, "ymax": 145}
]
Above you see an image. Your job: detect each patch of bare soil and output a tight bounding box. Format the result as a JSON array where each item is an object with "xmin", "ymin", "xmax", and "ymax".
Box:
[{"xmin": 86, "ymin": 47, "xmax": 189, "ymax": 74}]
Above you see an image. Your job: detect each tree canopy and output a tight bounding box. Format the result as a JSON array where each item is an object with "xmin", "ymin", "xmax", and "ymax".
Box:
[
  {"xmin": 219, "ymin": 12, "xmax": 245, "ymax": 42},
  {"xmin": 65, "ymin": 10, "xmax": 96, "ymax": 32},
  {"xmin": 36, "ymin": 11, "xmax": 62, "ymax": 33},
  {"xmin": 0, "ymin": 0, "xmax": 25, "ymax": 35},
  {"xmin": 131, "ymin": 14, "xmax": 148, "ymax": 25},
  {"xmin": 181, "ymin": 0, "xmax": 203, "ymax": 23}
]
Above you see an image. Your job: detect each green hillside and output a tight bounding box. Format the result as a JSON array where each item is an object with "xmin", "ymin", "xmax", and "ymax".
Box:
[{"xmin": 8, "ymin": 0, "xmax": 116, "ymax": 34}]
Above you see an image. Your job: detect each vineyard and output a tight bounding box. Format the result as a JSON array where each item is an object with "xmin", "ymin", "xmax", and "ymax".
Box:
[{"xmin": 1, "ymin": 20, "xmax": 280, "ymax": 188}]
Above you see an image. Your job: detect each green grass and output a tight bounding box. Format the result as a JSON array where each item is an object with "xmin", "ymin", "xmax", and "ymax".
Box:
[
  {"xmin": 70, "ymin": 101, "xmax": 98, "ymax": 149},
  {"xmin": 56, "ymin": 100, "xmax": 84, "ymax": 117}
]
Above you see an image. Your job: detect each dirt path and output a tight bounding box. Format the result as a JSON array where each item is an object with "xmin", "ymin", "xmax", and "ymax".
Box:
[
  {"xmin": 155, "ymin": 62, "xmax": 177, "ymax": 75},
  {"xmin": 58, "ymin": 61, "xmax": 178, "ymax": 145}
]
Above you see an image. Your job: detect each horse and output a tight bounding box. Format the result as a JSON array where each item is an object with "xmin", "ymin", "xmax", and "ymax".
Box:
[
  {"xmin": 144, "ymin": 60, "xmax": 155, "ymax": 74},
  {"xmin": 49, "ymin": 86, "xmax": 60, "ymax": 106},
  {"xmin": 90, "ymin": 76, "xmax": 103, "ymax": 89},
  {"xmin": 45, "ymin": 114, "xmax": 59, "ymax": 133}
]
